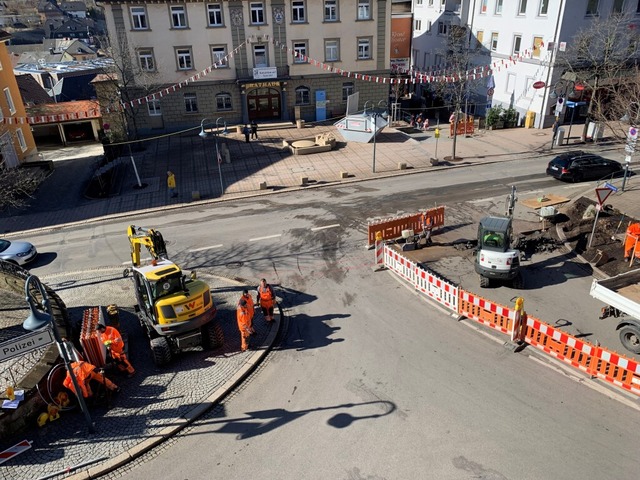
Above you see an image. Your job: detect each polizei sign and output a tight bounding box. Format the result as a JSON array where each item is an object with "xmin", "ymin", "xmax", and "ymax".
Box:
[{"xmin": 0, "ymin": 329, "xmax": 54, "ymax": 362}]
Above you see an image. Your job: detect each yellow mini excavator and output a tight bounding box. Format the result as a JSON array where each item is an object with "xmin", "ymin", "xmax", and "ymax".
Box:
[{"xmin": 125, "ymin": 225, "xmax": 223, "ymax": 366}]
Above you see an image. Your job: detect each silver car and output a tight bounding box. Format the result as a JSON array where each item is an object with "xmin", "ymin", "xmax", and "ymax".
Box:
[{"xmin": 0, "ymin": 239, "xmax": 38, "ymax": 266}]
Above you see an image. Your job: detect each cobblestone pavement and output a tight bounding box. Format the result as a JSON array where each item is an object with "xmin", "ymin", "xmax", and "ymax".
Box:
[{"xmin": 0, "ymin": 268, "xmax": 278, "ymax": 480}]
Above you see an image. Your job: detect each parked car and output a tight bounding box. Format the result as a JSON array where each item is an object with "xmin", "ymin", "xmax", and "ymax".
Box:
[
  {"xmin": 546, "ymin": 152, "xmax": 623, "ymax": 182},
  {"xmin": 0, "ymin": 239, "xmax": 38, "ymax": 266}
]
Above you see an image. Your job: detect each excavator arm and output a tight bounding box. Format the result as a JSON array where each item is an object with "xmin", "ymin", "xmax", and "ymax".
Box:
[{"xmin": 127, "ymin": 225, "xmax": 169, "ymax": 267}]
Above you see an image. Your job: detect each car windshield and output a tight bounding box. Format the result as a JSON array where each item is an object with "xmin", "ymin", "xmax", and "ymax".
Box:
[{"xmin": 0, "ymin": 240, "xmax": 10, "ymax": 253}]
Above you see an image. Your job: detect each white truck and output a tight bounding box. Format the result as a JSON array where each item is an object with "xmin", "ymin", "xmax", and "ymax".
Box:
[{"xmin": 590, "ymin": 268, "xmax": 640, "ymax": 354}]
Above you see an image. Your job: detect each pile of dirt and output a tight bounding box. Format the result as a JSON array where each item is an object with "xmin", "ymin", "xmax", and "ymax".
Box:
[{"xmin": 557, "ymin": 197, "xmax": 638, "ymax": 277}]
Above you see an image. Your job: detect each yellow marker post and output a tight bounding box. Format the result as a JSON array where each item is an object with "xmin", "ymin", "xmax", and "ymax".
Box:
[{"xmin": 512, "ymin": 297, "xmax": 525, "ymax": 343}]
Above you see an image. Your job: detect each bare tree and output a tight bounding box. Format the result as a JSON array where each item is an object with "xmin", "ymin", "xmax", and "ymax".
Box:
[
  {"xmin": 432, "ymin": 24, "xmax": 483, "ymax": 159},
  {"xmin": 0, "ymin": 166, "xmax": 47, "ymax": 211},
  {"xmin": 557, "ymin": 12, "xmax": 640, "ymax": 141}
]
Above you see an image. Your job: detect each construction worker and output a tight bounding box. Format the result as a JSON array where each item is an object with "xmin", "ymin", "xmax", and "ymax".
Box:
[
  {"xmin": 256, "ymin": 278, "xmax": 276, "ymax": 323},
  {"xmin": 238, "ymin": 289, "xmax": 255, "ymax": 334},
  {"xmin": 237, "ymin": 299, "xmax": 253, "ymax": 352},
  {"xmin": 97, "ymin": 323, "xmax": 135, "ymax": 377},
  {"xmin": 63, "ymin": 360, "xmax": 119, "ymax": 399},
  {"xmin": 421, "ymin": 212, "xmax": 433, "ymax": 245}
]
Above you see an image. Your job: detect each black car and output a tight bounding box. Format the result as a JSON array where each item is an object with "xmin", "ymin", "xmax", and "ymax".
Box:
[{"xmin": 546, "ymin": 151, "xmax": 623, "ymax": 182}]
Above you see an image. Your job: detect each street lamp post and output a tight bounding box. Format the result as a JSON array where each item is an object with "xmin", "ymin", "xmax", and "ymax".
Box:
[
  {"xmin": 23, "ymin": 274, "xmax": 95, "ymax": 433},
  {"xmin": 549, "ymin": 80, "xmax": 577, "ymax": 149},
  {"xmin": 200, "ymin": 118, "xmax": 228, "ymax": 196},
  {"xmin": 370, "ymin": 100, "xmax": 388, "ymax": 174}
]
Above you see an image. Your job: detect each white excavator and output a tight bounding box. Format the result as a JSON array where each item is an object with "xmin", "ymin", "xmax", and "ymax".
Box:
[{"xmin": 474, "ymin": 186, "xmax": 524, "ymax": 288}]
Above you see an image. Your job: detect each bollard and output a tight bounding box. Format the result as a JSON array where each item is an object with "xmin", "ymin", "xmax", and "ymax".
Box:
[
  {"xmin": 340, "ymin": 171, "xmax": 349, "ymax": 179},
  {"xmin": 398, "ymin": 162, "xmax": 407, "ymax": 170},
  {"xmin": 301, "ymin": 176, "xmax": 309, "ymax": 186},
  {"xmin": 192, "ymin": 191, "xmax": 201, "ymax": 200},
  {"xmin": 259, "ymin": 181, "xmax": 268, "ymax": 190}
]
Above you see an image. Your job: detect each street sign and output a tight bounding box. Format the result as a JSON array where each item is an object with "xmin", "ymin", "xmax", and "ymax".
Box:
[
  {"xmin": 604, "ymin": 182, "xmax": 619, "ymax": 192},
  {"xmin": 0, "ymin": 329, "xmax": 54, "ymax": 363},
  {"xmin": 626, "ymin": 155, "xmax": 632, "ymax": 163},
  {"xmin": 595, "ymin": 187, "xmax": 613, "ymax": 206},
  {"xmin": 629, "ymin": 126, "xmax": 638, "ymax": 140},
  {"xmin": 532, "ymin": 81, "xmax": 545, "ymax": 89}
]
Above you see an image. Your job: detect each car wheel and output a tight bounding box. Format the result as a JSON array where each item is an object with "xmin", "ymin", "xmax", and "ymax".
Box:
[
  {"xmin": 572, "ymin": 172, "xmax": 583, "ymax": 183},
  {"xmin": 619, "ymin": 325, "xmax": 640, "ymax": 354},
  {"xmin": 480, "ymin": 275, "xmax": 491, "ymax": 288},
  {"xmin": 150, "ymin": 337, "xmax": 172, "ymax": 366},
  {"xmin": 201, "ymin": 321, "xmax": 224, "ymax": 350}
]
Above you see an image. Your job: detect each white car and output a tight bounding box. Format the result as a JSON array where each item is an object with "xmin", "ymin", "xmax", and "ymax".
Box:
[{"xmin": 0, "ymin": 239, "xmax": 38, "ymax": 266}]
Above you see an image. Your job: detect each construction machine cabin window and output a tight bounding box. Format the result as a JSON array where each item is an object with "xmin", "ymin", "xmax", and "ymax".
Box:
[{"xmin": 152, "ymin": 275, "xmax": 183, "ymax": 300}]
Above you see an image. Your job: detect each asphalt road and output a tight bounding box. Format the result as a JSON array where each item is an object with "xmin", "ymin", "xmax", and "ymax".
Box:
[{"xmin": 24, "ymin": 157, "xmax": 640, "ymax": 479}]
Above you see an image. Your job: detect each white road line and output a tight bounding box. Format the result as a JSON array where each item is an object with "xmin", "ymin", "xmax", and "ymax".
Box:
[
  {"xmin": 311, "ymin": 224, "xmax": 340, "ymax": 231},
  {"xmin": 191, "ymin": 244, "xmax": 223, "ymax": 252},
  {"xmin": 249, "ymin": 234, "xmax": 282, "ymax": 242}
]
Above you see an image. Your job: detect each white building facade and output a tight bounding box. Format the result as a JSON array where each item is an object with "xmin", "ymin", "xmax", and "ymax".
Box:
[{"xmin": 410, "ymin": 0, "xmax": 640, "ymax": 128}]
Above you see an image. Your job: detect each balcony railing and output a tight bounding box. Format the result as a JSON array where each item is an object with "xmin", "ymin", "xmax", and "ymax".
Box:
[{"xmin": 235, "ymin": 66, "xmax": 290, "ymax": 81}]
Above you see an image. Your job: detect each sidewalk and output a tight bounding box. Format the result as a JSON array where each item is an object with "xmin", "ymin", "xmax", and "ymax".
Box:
[{"xmin": 2, "ymin": 121, "xmax": 637, "ymax": 236}]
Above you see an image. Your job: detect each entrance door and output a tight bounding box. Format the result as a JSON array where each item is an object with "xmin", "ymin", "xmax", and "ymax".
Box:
[{"xmin": 247, "ymin": 87, "xmax": 281, "ymax": 120}]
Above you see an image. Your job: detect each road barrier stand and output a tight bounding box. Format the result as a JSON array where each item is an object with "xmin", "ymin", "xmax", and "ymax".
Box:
[
  {"xmin": 458, "ymin": 290, "xmax": 515, "ymax": 335},
  {"xmin": 0, "ymin": 440, "xmax": 32, "ymax": 465},
  {"xmin": 524, "ymin": 316, "xmax": 640, "ymax": 396},
  {"xmin": 415, "ymin": 266, "xmax": 458, "ymax": 313},
  {"xmin": 367, "ymin": 206, "xmax": 445, "ymax": 247}
]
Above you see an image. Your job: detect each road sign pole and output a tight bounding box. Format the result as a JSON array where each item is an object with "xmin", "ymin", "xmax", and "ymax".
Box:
[
  {"xmin": 588, "ymin": 206, "xmax": 601, "ymax": 249},
  {"xmin": 622, "ymin": 161, "xmax": 630, "ymax": 192}
]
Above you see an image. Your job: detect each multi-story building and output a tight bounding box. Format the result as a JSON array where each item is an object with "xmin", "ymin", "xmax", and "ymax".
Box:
[
  {"xmin": 96, "ymin": 0, "xmax": 392, "ymax": 136},
  {"xmin": 411, "ymin": 0, "xmax": 640, "ymax": 128},
  {"xmin": 0, "ymin": 29, "xmax": 37, "ymax": 167}
]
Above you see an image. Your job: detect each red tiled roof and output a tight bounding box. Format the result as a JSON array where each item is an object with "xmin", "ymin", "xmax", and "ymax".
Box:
[{"xmin": 26, "ymin": 100, "xmax": 101, "ymax": 119}]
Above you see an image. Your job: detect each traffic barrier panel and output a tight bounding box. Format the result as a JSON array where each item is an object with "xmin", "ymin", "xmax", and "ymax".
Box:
[
  {"xmin": 0, "ymin": 440, "xmax": 32, "ymax": 465},
  {"xmin": 458, "ymin": 289, "xmax": 514, "ymax": 335},
  {"xmin": 375, "ymin": 240, "xmax": 384, "ymax": 265},
  {"xmin": 384, "ymin": 246, "xmax": 417, "ymax": 284},
  {"xmin": 80, "ymin": 306, "xmax": 106, "ymax": 367},
  {"xmin": 415, "ymin": 266, "xmax": 458, "ymax": 313},
  {"xmin": 367, "ymin": 206, "xmax": 445, "ymax": 246},
  {"xmin": 524, "ymin": 316, "xmax": 640, "ymax": 396}
]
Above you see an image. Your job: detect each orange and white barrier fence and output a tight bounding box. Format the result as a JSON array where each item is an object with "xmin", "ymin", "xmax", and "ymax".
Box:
[
  {"xmin": 458, "ymin": 290, "xmax": 515, "ymax": 335},
  {"xmin": 377, "ymin": 246, "xmax": 640, "ymax": 397},
  {"xmin": 367, "ymin": 206, "xmax": 445, "ymax": 247},
  {"xmin": 0, "ymin": 440, "xmax": 32, "ymax": 465},
  {"xmin": 524, "ymin": 316, "xmax": 640, "ymax": 396}
]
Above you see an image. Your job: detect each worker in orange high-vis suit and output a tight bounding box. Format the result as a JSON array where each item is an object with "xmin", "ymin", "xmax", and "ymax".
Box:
[
  {"xmin": 237, "ymin": 299, "xmax": 253, "ymax": 352},
  {"xmin": 63, "ymin": 360, "xmax": 119, "ymax": 398},
  {"xmin": 256, "ymin": 278, "xmax": 276, "ymax": 322},
  {"xmin": 97, "ymin": 323, "xmax": 135, "ymax": 377},
  {"xmin": 421, "ymin": 212, "xmax": 433, "ymax": 245},
  {"xmin": 238, "ymin": 289, "xmax": 255, "ymax": 334}
]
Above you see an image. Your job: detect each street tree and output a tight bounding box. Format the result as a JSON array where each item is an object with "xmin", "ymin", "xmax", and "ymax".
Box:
[
  {"xmin": 432, "ymin": 24, "xmax": 483, "ymax": 160},
  {"xmin": 557, "ymin": 12, "xmax": 640, "ymax": 141}
]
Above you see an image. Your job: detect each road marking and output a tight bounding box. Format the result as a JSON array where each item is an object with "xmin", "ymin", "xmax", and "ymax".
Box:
[
  {"xmin": 191, "ymin": 244, "xmax": 223, "ymax": 252},
  {"xmin": 249, "ymin": 234, "xmax": 282, "ymax": 242},
  {"xmin": 311, "ymin": 224, "xmax": 340, "ymax": 231}
]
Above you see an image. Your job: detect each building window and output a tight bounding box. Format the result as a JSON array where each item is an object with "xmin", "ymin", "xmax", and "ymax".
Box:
[
  {"xmin": 434, "ymin": 54, "xmax": 443, "ymax": 66},
  {"xmin": 253, "ymin": 45, "xmax": 268, "ymax": 67},
  {"xmin": 518, "ymin": 0, "xmax": 527, "ymax": 15},
  {"xmin": 207, "ymin": 3, "xmax": 223, "ymax": 26},
  {"xmin": 513, "ymin": 35, "xmax": 522, "ymax": 54},
  {"xmin": 438, "ymin": 21, "xmax": 448, "ymax": 35},
  {"xmin": 532, "ymin": 36, "xmax": 543, "ymax": 57},
  {"xmin": 325, "ymin": 39, "xmax": 340, "ymax": 61},
  {"xmin": 480, "ymin": 0, "xmax": 488, "ymax": 13},
  {"xmin": 170, "ymin": 5, "xmax": 188, "ymax": 28},
  {"xmin": 342, "ymin": 82, "xmax": 354, "ymax": 101},
  {"xmin": 612, "ymin": 0, "xmax": 624, "ymax": 13},
  {"xmin": 586, "ymin": 0, "xmax": 599, "ymax": 15},
  {"xmin": 3, "ymin": 88, "xmax": 15, "ymax": 114},
  {"xmin": 324, "ymin": 0, "xmax": 338, "ymax": 22},
  {"xmin": 176, "ymin": 48, "xmax": 193, "ymax": 70},
  {"xmin": 476, "ymin": 30, "xmax": 484, "ymax": 49},
  {"xmin": 130, "ymin": 6, "xmax": 148, "ymax": 30},
  {"xmin": 357, "ymin": 37, "xmax": 371, "ymax": 59},
  {"xmin": 250, "ymin": 2, "xmax": 265, "ymax": 24},
  {"xmin": 491, "ymin": 32, "xmax": 499, "ymax": 51},
  {"xmin": 293, "ymin": 41, "xmax": 308, "ymax": 63},
  {"xmin": 216, "ymin": 92, "xmax": 232, "ymax": 111},
  {"xmin": 148, "ymin": 100, "xmax": 161, "ymax": 116},
  {"xmin": 292, "ymin": 0, "xmax": 306, "ymax": 22},
  {"xmin": 426, "ymin": 20, "xmax": 432, "ymax": 32},
  {"xmin": 184, "ymin": 93, "xmax": 198, "ymax": 113},
  {"xmin": 358, "ymin": 0, "xmax": 371, "ymax": 20},
  {"xmin": 637, "ymin": 0, "xmax": 640, "ymax": 13},
  {"xmin": 423, "ymin": 52, "xmax": 430, "ymax": 68},
  {"xmin": 539, "ymin": 0, "xmax": 549, "ymax": 15},
  {"xmin": 415, "ymin": 19, "xmax": 422, "ymax": 31},
  {"xmin": 211, "ymin": 45, "xmax": 228, "ymax": 67},
  {"xmin": 496, "ymin": 0, "xmax": 503, "ymax": 14},
  {"xmin": 16, "ymin": 128, "xmax": 27, "ymax": 152},
  {"xmin": 138, "ymin": 49, "xmax": 155, "ymax": 71},
  {"xmin": 295, "ymin": 86, "xmax": 310, "ymax": 105}
]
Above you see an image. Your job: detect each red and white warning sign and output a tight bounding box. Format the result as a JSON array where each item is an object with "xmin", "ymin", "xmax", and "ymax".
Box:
[
  {"xmin": 595, "ymin": 187, "xmax": 613, "ymax": 206},
  {"xmin": 0, "ymin": 440, "xmax": 32, "ymax": 465}
]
